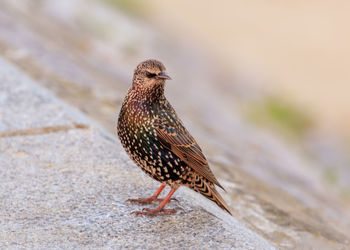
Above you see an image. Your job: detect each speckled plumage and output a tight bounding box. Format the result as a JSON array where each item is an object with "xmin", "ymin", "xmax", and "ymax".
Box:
[{"xmin": 117, "ymin": 59, "xmax": 231, "ymax": 215}]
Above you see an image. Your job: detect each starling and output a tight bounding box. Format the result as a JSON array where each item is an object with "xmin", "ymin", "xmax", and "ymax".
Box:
[{"xmin": 117, "ymin": 59, "xmax": 231, "ymax": 215}]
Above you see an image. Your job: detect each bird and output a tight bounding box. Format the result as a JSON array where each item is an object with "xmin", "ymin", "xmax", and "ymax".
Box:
[{"xmin": 117, "ymin": 59, "xmax": 231, "ymax": 216}]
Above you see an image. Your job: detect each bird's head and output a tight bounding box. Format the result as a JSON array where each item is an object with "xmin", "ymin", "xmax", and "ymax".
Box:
[{"xmin": 132, "ymin": 59, "xmax": 171, "ymax": 89}]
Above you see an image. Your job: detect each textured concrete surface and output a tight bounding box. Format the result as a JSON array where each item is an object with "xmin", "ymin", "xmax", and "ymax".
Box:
[
  {"xmin": 0, "ymin": 1, "xmax": 349, "ymax": 249},
  {"xmin": 0, "ymin": 59, "xmax": 89, "ymax": 133},
  {"xmin": 0, "ymin": 58, "xmax": 275, "ymax": 249}
]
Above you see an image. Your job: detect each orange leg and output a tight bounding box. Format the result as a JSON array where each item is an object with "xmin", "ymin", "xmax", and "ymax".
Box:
[
  {"xmin": 131, "ymin": 188, "xmax": 177, "ymax": 215},
  {"xmin": 127, "ymin": 184, "xmax": 169, "ymax": 204}
]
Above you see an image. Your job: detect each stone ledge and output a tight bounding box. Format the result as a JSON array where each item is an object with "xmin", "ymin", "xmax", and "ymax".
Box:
[{"xmin": 0, "ymin": 58, "xmax": 275, "ymax": 249}]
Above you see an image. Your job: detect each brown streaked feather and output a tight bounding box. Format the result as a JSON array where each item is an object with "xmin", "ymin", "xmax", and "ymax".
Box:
[
  {"xmin": 190, "ymin": 173, "xmax": 232, "ymax": 215},
  {"xmin": 154, "ymin": 117, "xmax": 225, "ymax": 190}
]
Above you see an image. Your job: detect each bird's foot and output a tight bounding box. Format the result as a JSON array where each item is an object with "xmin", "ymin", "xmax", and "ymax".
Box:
[
  {"xmin": 131, "ymin": 207, "xmax": 176, "ymax": 216},
  {"xmin": 127, "ymin": 197, "xmax": 178, "ymax": 204}
]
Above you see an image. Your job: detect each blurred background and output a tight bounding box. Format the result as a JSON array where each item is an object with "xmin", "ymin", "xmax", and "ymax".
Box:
[
  {"xmin": 150, "ymin": 0, "xmax": 350, "ymax": 138},
  {"xmin": 0, "ymin": 0, "xmax": 349, "ymax": 248}
]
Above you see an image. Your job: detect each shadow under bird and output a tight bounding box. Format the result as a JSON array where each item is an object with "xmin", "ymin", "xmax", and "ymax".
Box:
[{"xmin": 117, "ymin": 59, "xmax": 232, "ymax": 215}]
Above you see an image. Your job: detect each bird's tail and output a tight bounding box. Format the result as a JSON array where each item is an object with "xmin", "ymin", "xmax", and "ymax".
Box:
[{"xmin": 191, "ymin": 174, "xmax": 232, "ymax": 215}]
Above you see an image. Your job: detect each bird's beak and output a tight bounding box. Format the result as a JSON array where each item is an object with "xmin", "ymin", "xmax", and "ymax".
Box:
[{"xmin": 157, "ymin": 72, "xmax": 172, "ymax": 80}]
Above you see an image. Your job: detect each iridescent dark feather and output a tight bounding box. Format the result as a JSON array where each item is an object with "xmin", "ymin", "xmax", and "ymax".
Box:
[{"xmin": 154, "ymin": 101, "xmax": 224, "ymax": 190}]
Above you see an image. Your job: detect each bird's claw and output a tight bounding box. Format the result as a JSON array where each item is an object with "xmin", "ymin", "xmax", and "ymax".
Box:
[
  {"xmin": 169, "ymin": 197, "xmax": 179, "ymax": 203},
  {"xmin": 131, "ymin": 208, "xmax": 177, "ymax": 216},
  {"xmin": 127, "ymin": 197, "xmax": 178, "ymax": 204}
]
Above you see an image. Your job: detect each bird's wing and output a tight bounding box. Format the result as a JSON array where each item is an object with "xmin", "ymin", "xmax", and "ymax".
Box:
[{"xmin": 154, "ymin": 110, "xmax": 224, "ymax": 190}]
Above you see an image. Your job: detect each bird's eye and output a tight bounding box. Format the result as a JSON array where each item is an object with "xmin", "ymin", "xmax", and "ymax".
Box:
[{"xmin": 146, "ymin": 72, "xmax": 157, "ymax": 78}]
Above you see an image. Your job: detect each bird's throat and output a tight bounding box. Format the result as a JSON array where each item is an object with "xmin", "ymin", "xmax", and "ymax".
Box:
[{"xmin": 133, "ymin": 81, "xmax": 165, "ymax": 104}]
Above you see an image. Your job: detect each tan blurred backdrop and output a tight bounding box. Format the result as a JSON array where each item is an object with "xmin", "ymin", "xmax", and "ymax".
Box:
[{"xmin": 149, "ymin": 0, "xmax": 350, "ymax": 138}]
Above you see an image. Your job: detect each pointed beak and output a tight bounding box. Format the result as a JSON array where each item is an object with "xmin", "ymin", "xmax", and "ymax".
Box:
[{"xmin": 157, "ymin": 72, "xmax": 172, "ymax": 80}]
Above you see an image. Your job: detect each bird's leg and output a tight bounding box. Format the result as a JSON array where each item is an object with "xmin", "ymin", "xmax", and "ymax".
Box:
[
  {"xmin": 127, "ymin": 184, "xmax": 167, "ymax": 204},
  {"xmin": 131, "ymin": 188, "xmax": 177, "ymax": 215}
]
